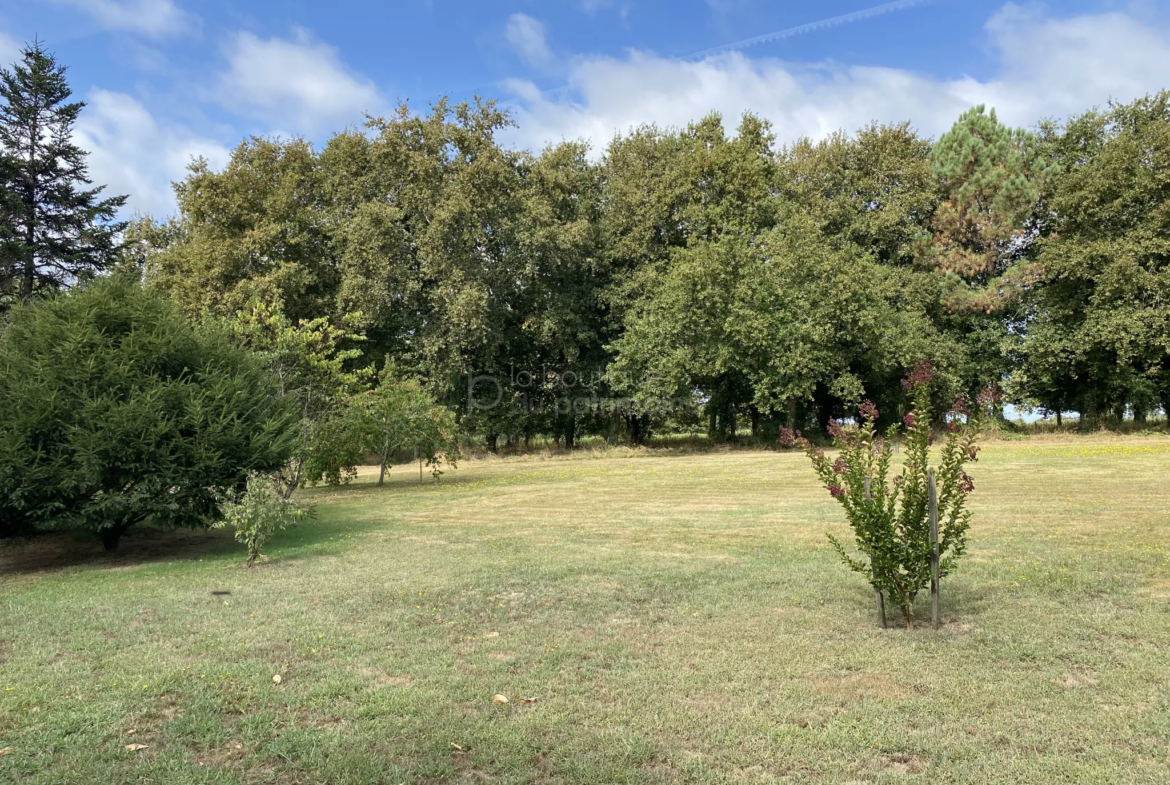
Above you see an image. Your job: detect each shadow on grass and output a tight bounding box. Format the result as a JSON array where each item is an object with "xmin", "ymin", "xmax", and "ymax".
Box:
[
  {"xmin": 0, "ymin": 526, "xmax": 242, "ymax": 577},
  {"xmin": 0, "ymin": 486, "xmax": 418, "ymax": 577}
]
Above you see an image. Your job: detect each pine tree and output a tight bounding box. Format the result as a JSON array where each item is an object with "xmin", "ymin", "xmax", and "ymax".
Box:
[
  {"xmin": 926, "ymin": 105, "xmax": 1053, "ymax": 313},
  {"xmin": 0, "ymin": 40, "xmax": 126, "ymax": 307}
]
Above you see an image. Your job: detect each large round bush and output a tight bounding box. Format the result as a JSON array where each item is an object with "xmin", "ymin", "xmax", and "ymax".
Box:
[{"xmin": 0, "ymin": 275, "xmax": 296, "ymax": 549}]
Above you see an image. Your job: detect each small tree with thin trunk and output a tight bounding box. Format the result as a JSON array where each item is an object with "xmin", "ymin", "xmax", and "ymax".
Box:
[
  {"xmin": 215, "ymin": 473, "xmax": 308, "ymax": 566},
  {"xmin": 353, "ymin": 362, "xmax": 460, "ymax": 486},
  {"xmin": 0, "ymin": 40, "xmax": 126, "ymax": 307}
]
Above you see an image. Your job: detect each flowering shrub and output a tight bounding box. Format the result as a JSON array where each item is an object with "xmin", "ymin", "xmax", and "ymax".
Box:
[
  {"xmin": 800, "ymin": 362, "xmax": 991, "ymax": 628},
  {"xmin": 216, "ymin": 473, "xmax": 308, "ymax": 566}
]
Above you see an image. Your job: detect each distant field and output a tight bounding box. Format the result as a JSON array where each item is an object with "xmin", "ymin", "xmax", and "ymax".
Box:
[{"xmin": 2, "ymin": 435, "xmax": 1168, "ymax": 784}]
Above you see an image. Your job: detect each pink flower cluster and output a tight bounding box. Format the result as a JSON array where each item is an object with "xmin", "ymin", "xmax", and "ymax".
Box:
[
  {"xmin": 958, "ymin": 472, "xmax": 975, "ymax": 493},
  {"xmin": 901, "ymin": 359, "xmax": 935, "ymax": 391},
  {"xmin": 778, "ymin": 426, "xmax": 796, "ymax": 447},
  {"xmin": 902, "ymin": 412, "xmax": 916, "ymax": 428},
  {"xmin": 828, "ymin": 484, "xmax": 846, "ymax": 498},
  {"xmin": 858, "ymin": 400, "xmax": 879, "ymax": 422},
  {"xmin": 977, "ymin": 383, "xmax": 999, "ymax": 407},
  {"xmin": 832, "ymin": 457, "xmax": 849, "ymax": 474}
]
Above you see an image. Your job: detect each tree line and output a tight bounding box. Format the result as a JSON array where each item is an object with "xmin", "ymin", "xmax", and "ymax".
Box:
[{"xmin": 6, "ymin": 41, "xmax": 1170, "ymax": 453}]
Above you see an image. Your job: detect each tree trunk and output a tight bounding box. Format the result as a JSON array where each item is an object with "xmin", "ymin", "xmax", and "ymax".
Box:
[
  {"xmin": 564, "ymin": 414, "xmax": 576, "ymax": 449},
  {"xmin": 1082, "ymin": 395, "xmax": 1099, "ymax": 431},
  {"xmin": 486, "ymin": 433, "xmax": 499, "ymax": 453},
  {"xmin": 280, "ymin": 460, "xmax": 301, "ymax": 500},
  {"xmin": 99, "ymin": 520, "xmax": 133, "ymax": 552},
  {"xmin": 813, "ymin": 383, "xmax": 834, "ymax": 436},
  {"xmin": 1056, "ymin": 411, "xmax": 1062, "ymax": 427},
  {"xmin": 750, "ymin": 406, "xmax": 759, "ymax": 438},
  {"xmin": 626, "ymin": 414, "xmax": 646, "ymax": 445},
  {"xmin": 378, "ymin": 443, "xmax": 389, "ymax": 486},
  {"xmin": 20, "ymin": 113, "xmax": 38, "ymax": 301},
  {"xmin": 788, "ymin": 397, "xmax": 797, "ymax": 430}
]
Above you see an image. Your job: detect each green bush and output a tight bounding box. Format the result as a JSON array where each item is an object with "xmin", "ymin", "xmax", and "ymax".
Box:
[
  {"xmin": 215, "ymin": 473, "xmax": 307, "ymax": 565},
  {"xmin": 224, "ymin": 300, "xmax": 369, "ymax": 497},
  {"xmin": 353, "ymin": 363, "xmax": 461, "ymax": 486},
  {"xmin": 801, "ymin": 362, "xmax": 990, "ymax": 628},
  {"xmin": 303, "ymin": 361, "xmax": 461, "ymax": 488},
  {"xmin": 0, "ymin": 276, "xmax": 296, "ymax": 548}
]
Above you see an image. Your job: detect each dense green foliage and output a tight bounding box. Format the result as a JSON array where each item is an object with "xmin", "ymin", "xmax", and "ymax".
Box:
[
  {"xmin": 0, "ymin": 276, "xmax": 296, "ymax": 548},
  {"xmin": 1011, "ymin": 94, "xmax": 1170, "ymax": 424},
  {"xmin": 0, "ymin": 41, "xmax": 125, "ymax": 306},
  {"xmin": 132, "ymin": 91, "xmax": 1170, "ymax": 445},
  {"xmin": 223, "ymin": 300, "xmax": 368, "ymax": 496}
]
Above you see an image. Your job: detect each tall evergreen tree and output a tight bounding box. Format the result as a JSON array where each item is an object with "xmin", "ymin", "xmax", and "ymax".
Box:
[{"xmin": 0, "ymin": 40, "xmax": 126, "ymax": 306}]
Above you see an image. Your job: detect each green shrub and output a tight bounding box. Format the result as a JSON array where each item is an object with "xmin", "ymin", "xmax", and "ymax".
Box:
[
  {"xmin": 355, "ymin": 365, "xmax": 461, "ymax": 486},
  {"xmin": 215, "ymin": 473, "xmax": 307, "ymax": 566},
  {"xmin": 0, "ymin": 276, "xmax": 296, "ymax": 548},
  {"xmin": 801, "ymin": 362, "xmax": 990, "ymax": 628},
  {"xmin": 224, "ymin": 300, "xmax": 369, "ymax": 497}
]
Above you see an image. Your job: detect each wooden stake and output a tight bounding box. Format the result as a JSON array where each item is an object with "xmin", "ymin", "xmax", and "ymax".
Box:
[
  {"xmin": 928, "ymin": 468, "xmax": 940, "ymax": 630},
  {"xmin": 865, "ymin": 477, "xmax": 886, "ymax": 629}
]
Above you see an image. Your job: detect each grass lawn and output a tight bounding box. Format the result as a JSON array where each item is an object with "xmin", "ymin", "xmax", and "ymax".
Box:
[{"xmin": 1, "ymin": 436, "xmax": 1168, "ymax": 784}]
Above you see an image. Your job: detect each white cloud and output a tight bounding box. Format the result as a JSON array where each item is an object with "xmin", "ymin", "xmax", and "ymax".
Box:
[
  {"xmin": 49, "ymin": 0, "xmax": 197, "ymax": 39},
  {"xmin": 505, "ymin": 13, "xmax": 553, "ymax": 67},
  {"xmin": 503, "ymin": 4, "xmax": 1170, "ymax": 153},
  {"xmin": 216, "ymin": 29, "xmax": 383, "ymax": 134},
  {"xmin": 75, "ymin": 90, "xmax": 230, "ymax": 218}
]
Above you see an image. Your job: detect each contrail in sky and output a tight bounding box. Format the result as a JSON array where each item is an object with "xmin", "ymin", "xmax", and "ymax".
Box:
[
  {"xmin": 686, "ymin": 0, "xmax": 936, "ymax": 60},
  {"xmin": 454, "ymin": 0, "xmax": 938, "ymax": 103}
]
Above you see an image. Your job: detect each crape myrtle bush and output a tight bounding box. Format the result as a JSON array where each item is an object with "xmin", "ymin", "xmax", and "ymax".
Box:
[
  {"xmin": 0, "ymin": 276, "xmax": 297, "ymax": 549},
  {"xmin": 800, "ymin": 361, "xmax": 994, "ymax": 628}
]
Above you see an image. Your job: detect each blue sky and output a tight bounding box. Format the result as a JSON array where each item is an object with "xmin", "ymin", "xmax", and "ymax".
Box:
[{"xmin": 2, "ymin": 0, "xmax": 1168, "ymax": 217}]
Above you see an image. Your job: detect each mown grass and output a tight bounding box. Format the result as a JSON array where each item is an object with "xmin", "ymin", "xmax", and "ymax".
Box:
[{"xmin": 1, "ymin": 435, "xmax": 1168, "ymax": 784}]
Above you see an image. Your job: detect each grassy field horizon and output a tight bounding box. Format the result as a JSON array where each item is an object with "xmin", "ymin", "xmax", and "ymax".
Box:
[{"xmin": 2, "ymin": 435, "xmax": 1168, "ymax": 783}]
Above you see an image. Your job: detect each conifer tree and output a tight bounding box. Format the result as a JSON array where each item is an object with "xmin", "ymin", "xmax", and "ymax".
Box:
[
  {"xmin": 0, "ymin": 40, "xmax": 126, "ymax": 307},
  {"xmin": 927, "ymin": 105, "xmax": 1052, "ymax": 313}
]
